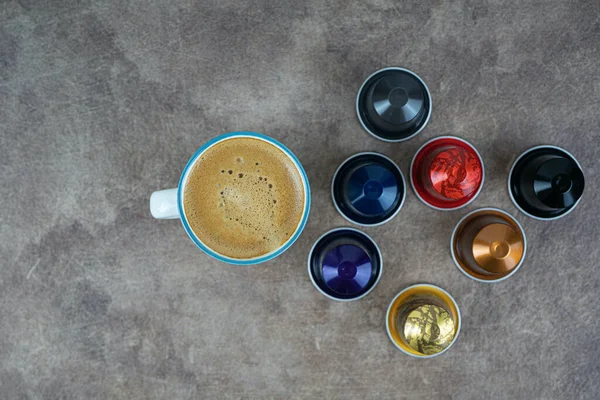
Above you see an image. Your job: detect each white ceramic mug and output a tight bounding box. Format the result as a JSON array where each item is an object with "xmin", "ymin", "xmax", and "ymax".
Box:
[{"xmin": 150, "ymin": 131, "xmax": 311, "ymax": 265}]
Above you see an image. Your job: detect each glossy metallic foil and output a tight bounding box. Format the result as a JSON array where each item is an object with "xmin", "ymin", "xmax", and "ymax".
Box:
[
  {"xmin": 387, "ymin": 285, "xmax": 460, "ymax": 357},
  {"xmin": 400, "ymin": 304, "xmax": 455, "ymax": 355}
]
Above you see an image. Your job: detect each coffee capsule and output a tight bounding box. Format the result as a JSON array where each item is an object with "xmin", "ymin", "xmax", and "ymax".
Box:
[
  {"xmin": 508, "ymin": 145, "xmax": 584, "ymax": 220},
  {"xmin": 410, "ymin": 136, "xmax": 484, "ymax": 211},
  {"xmin": 308, "ymin": 228, "xmax": 382, "ymax": 301},
  {"xmin": 356, "ymin": 67, "xmax": 432, "ymax": 142},
  {"xmin": 332, "ymin": 152, "xmax": 406, "ymax": 226},
  {"xmin": 451, "ymin": 208, "xmax": 526, "ymax": 283},
  {"xmin": 386, "ymin": 284, "xmax": 461, "ymax": 358}
]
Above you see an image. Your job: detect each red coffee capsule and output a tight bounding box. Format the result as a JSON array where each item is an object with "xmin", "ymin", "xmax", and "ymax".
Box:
[{"xmin": 410, "ymin": 136, "xmax": 484, "ymax": 210}]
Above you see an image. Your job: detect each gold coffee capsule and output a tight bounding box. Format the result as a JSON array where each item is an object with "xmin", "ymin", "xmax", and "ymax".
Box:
[
  {"xmin": 451, "ymin": 208, "xmax": 526, "ymax": 282},
  {"xmin": 386, "ymin": 284, "xmax": 461, "ymax": 358}
]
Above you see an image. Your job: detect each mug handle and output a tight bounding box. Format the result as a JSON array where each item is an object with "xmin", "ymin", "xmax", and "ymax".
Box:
[{"xmin": 150, "ymin": 188, "xmax": 179, "ymax": 219}]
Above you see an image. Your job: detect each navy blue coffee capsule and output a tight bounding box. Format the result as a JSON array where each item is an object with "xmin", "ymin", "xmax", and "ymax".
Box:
[
  {"xmin": 332, "ymin": 152, "xmax": 406, "ymax": 226},
  {"xmin": 308, "ymin": 228, "xmax": 382, "ymax": 302},
  {"xmin": 508, "ymin": 145, "xmax": 584, "ymax": 220},
  {"xmin": 356, "ymin": 67, "xmax": 432, "ymax": 142}
]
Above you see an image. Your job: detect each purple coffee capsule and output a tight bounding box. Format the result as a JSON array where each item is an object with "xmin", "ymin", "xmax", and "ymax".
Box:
[{"xmin": 308, "ymin": 228, "xmax": 382, "ymax": 301}]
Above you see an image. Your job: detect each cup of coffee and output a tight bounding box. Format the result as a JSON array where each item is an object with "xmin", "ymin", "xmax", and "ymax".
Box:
[
  {"xmin": 410, "ymin": 136, "xmax": 484, "ymax": 211},
  {"xmin": 386, "ymin": 284, "xmax": 461, "ymax": 358},
  {"xmin": 150, "ymin": 132, "xmax": 311, "ymax": 265},
  {"xmin": 451, "ymin": 208, "xmax": 526, "ymax": 283}
]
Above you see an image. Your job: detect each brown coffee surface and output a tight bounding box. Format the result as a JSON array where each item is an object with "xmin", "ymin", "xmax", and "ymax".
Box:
[{"xmin": 183, "ymin": 137, "xmax": 305, "ymax": 259}]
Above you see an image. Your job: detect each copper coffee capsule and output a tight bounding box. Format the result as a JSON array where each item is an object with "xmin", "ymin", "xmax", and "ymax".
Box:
[
  {"xmin": 451, "ymin": 208, "xmax": 526, "ymax": 283},
  {"xmin": 386, "ymin": 284, "xmax": 461, "ymax": 358}
]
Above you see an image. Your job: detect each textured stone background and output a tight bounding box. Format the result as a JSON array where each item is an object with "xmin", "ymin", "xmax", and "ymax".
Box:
[{"xmin": 1, "ymin": 0, "xmax": 599, "ymax": 399}]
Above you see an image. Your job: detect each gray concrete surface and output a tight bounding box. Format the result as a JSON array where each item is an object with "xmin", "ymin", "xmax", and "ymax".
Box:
[{"xmin": 1, "ymin": 1, "xmax": 599, "ymax": 399}]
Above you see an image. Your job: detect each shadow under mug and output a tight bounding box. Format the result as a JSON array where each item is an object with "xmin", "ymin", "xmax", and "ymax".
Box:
[{"xmin": 149, "ymin": 132, "xmax": 311, "ymax": 265}]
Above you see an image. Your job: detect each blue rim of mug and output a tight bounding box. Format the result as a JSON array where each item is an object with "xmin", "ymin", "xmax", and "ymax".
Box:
[{"xmin": 177, "ymin": 132, "xmax": 311, "ymax": 265}]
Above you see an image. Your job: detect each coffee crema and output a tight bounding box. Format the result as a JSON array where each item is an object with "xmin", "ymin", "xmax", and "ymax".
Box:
[{"xmin": 183, "ymin": 137, "xmax": 305, "ymax": 259}]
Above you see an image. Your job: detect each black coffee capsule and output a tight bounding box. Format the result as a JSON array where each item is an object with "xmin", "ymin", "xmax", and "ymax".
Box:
[
  {"xmin": 356, "ymin": 67, "xmax": 432, "ymax": 142},
  {"xmin": 509, "ymin": 145, "xmax": 584, "ymax": 220}
]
